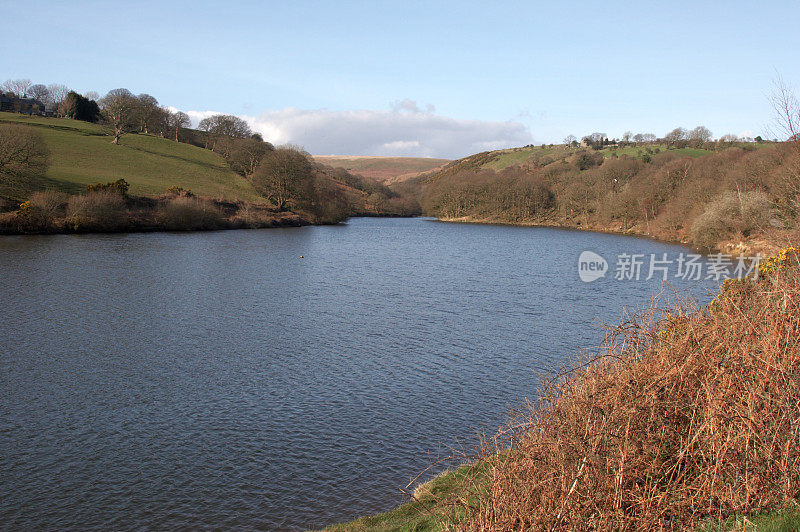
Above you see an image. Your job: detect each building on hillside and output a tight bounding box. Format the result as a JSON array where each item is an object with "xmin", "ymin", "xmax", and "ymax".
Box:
[{"xmin": 0, "ymin": 93, "xmax": 47, "ymax": 115}]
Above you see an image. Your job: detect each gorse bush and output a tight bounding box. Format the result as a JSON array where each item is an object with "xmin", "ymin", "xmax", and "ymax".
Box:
[
  {"xmin": 165, "ymin": 186, "xmax": 193, "ymax": 197},
  {"xmin": 85, "ymin": 178, "xmax": 129, "ymax": 196},
  {"xmin": 574, "ymin": 150, "xmax": 604, "ymax": 170},
  {"xmin": 10, "ymin": 190, "xmax": 70, "ymax": 231}
]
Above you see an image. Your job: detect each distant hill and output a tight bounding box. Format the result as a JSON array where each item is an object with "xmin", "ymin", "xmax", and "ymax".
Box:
[
  {"xmin": 313, "ymin": 155, "xmax": 449, "ymax": 183},
  {"xmin": 0, "ymin": 112, "xmax": 261, "ymax": 200}
]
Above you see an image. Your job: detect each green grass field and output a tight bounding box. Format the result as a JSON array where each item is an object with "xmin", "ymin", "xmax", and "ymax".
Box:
[
  {"xmin": 0, "ymin": 112, "xmax": 260, "ymax": 200},
  {"xmin": 482, "ymin": 143, "xmax": 717, "ymax": 172}
]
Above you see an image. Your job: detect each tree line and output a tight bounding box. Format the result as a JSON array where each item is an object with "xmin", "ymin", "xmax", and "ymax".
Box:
[{"xmin": 561, "ymin": 126, "xmax": 761, "ymax": 150}]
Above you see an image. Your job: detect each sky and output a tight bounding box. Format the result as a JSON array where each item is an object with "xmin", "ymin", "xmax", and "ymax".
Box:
[{"xmin": 2, "ymin": 0, "xmax": 799, "ymax": 158}]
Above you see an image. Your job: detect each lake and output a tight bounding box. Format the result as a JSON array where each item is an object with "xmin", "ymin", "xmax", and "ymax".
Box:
[{"xmin": 0, "ymin": 218, "xmax": 717, "ymax": 530}]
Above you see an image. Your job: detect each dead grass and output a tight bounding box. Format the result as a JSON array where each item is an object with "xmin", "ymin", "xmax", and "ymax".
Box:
[{"xmin": 440, "ymin": 250, "xmax": 800, "ymax": 530}]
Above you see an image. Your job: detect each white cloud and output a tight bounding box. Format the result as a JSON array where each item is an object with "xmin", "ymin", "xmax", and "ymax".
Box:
[
  {"xmin": 390, "ymin": 98, "xmax": 435, "ymax": 114},
  {"xmin": 176, "ymin": 101, "xmax": 533, "ymax": 158}
]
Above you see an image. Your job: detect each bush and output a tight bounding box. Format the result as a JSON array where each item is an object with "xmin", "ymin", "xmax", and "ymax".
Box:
[
  {"xmin": 690, "ymin": 190, "xmax": 772, "ymax": 248},
  {"xmin": 29, "ymin": 190, "xmax": 69, "ymax": 217},
  {"xmin": 67, "ymin": 190, "xmax": 128, "ymax": 231},
  {"xmin": 575, "ymin": 151, "xmax": 604, "ymax": 170},
  {"xmin": 157, "ymin": 196, "xmax": 224, "ymax": 230},
  {"xmin": 165, "ymin": 186, "xmax": 193, "ymax": 197},
  {"xmin": 11, "ymin": 190, "xmax": 71, "ymax": 231},
  {"xmin": 86, "ymin": 179, "xmax": 129, "ymax": 196}
]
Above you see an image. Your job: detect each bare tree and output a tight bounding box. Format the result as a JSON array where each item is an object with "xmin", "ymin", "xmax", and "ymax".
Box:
[
  {"xmin": 0, "ymin": 124, "xmax": 49, "ymax": 193},
  {"xmin": 46, "ymin": 84, "xmax": 70, "ymax": 108},
  {"xmin": 134, "ymin": 93, "xmax": 161, "ymax": 134},
  {"xmin": 28, "ymin": 84, "xmax": 50, "ymax": 102},
  {"xmin": 250, "ymin": 148, "xmax": 314, "ymax": 210},
  {"xmin": 219, "ymin": 137, "xmax": 274, "ymax": 175},
  {"xmin": 167, "ymin": 111, "xmax": 190, "ymax": 142},
  {"xmin": 2, "ymin": 78, "xmax": 32, "ymax": 97},
  {"xmin": 665, "ymin": 127, "xmax": 688, "ymax": 145},
  {"xmin": 589, "ymin": 132, "xmax": 607, "ymax": 144},
  {"xmin": 84, "ymin": 91, "xmax": 100, "ymax": 101},
  {"xmin": 563, "ymin": 134, "xmax": 576, "ymax": 146},
  {"xmin": 99, "ymin": 88, "xmax": 138, "ymax": 144},
  {"xmin": 769, "ymin": 75, "xmax": 800, "ymax": 154},
  {"xmin": 688, "ymin": 126, "xmax": 712, "ymax": 144},
  {"xmin": 622, "ymin": 131, "xmax": 632, "ymax": 143},
  {"xmin": 199, "ymin": 114, "xmax": 252, "ymax": 139}
]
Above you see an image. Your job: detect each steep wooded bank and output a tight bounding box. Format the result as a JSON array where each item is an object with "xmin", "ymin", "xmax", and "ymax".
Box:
[{"xmin": 403, "ymin": 143, "xmax": 799, "ymax": 254}]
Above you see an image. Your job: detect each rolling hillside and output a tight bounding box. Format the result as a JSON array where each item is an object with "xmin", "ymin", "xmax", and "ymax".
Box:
[
  {"xmin": 0, "ymin": 112, "xmax": 261, "ymax": 200},
  {"xmin": 313, "ymin": 155, "xmax": 449, "ymax": 183},
  {"xmin": 417, "ymin": 142, "xmax": 725, "ymax": 182},
  {"xmin": 403, "ymin": 140, "xmax": 798, "ymax": 254}
]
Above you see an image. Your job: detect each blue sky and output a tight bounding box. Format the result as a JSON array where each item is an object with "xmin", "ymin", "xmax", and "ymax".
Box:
[{"xmin": 2, "ymin": 0, "xmax": 798, "ymax": 157}]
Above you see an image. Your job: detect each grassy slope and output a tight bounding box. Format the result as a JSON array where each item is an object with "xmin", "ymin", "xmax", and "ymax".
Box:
[
  {"xmin": 482, "ymin": 143, "xmax": 714, "ymax": 172},
  {"xmin": 313, "ymin": 155, "xmax": 450, "ymax": 183},
  {"xmin": 0, "ymin": 112, "xmax": 260, "ymax": 200}
]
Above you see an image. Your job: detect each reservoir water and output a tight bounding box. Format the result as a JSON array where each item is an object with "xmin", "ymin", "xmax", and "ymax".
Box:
[{"xmin": 0, "ymin": 218, "xmax": 717, "ymax": 530}]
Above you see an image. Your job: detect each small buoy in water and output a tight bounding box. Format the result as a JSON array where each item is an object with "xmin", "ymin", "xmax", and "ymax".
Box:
[{"xmin": 299, "ymin": 255, "xmax": 304, "ymax": 259}]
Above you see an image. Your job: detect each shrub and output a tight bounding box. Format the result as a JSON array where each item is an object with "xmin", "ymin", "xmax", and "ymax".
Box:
[
  {"xmin": 690, "ymin": 190, "xmax": 772, "ymax": 248},
  {"xmin": 10, "ymin": 190, "xmax": 71, "ymax": 231},
  {"xmin": 28, "ymin": 190, "xmax": 69, "ymax": 217},
  {"xmin": 575, "ymin": 151, "xmax": 604, "ymax": 170},
  {"xmin": 85, "ymin": 179, "xmax": 129, "ymax": 196},
  {"xmin": 165, "ymin": 186, "xmax": 194, "ymax": 197},
  {"xmin": 67, "ymin": 190, "xmax": 128, "ymax": 231},
  {"xmin": 156, "ymin": 196, "xmax": 224, "ymax": 230}
]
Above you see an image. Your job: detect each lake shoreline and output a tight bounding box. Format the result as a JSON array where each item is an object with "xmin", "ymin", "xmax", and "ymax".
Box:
[
  {"xmin": 0, "ymin": 193, "xmax": 420, "ymax": 236},
  {"xmin": 436, "ymin": 215, "xmax": 785, "ymax": 257}
]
